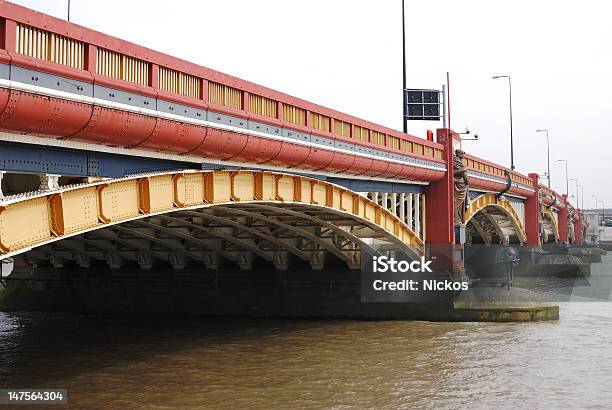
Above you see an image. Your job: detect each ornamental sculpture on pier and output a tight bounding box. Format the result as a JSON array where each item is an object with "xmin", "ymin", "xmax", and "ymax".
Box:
[{"xmin": 453, "ymin": 149, "xmax": 469, "ymax": 224}]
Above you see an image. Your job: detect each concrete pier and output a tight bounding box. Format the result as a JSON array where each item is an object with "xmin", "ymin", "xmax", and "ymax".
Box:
[{"xmin": 0, "ymin": 263, "xmax": 559, "ymax": 322}]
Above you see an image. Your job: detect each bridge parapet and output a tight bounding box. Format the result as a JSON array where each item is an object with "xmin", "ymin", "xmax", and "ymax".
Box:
[
  {"xmin": 0, "ymin": 0, "xmax": 446, "ymax": 180},
  {"xmin": 463, "ymin": 154, "xmax": 534, "ymax": 198}
]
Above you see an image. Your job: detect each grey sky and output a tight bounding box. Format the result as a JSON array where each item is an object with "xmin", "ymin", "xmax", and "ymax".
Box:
[{"xmin": 11, "ymin": 0, "xmax": 612, "ymax": 208}]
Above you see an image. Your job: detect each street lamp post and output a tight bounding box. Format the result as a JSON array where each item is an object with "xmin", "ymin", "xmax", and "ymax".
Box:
[
  {"xmin": 577, "ymin": 184, "xmax": 584, "ymax": 209},
  {"xmin": 536, "ymin": 129, "xmax": 550, "ymax": 187},
  {"xmin": 401, "ymin": 0, "xmax": 407, "ymax": 134},
  {"xmin": 492, "ymin": 75, "xmax": 515, "ymax": 170},
  {"xmin": 557, "ymin": 159, "xmax": 568, "ymax": 196},
  {"xmin": 593, "ymin": 194, "xmax": 599, "ymax": 225},
  {"xmin": 570, "ymin": 178, "xmax": 579, "ymax": 208}
]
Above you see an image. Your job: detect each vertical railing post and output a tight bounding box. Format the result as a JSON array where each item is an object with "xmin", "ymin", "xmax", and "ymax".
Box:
[
  {"xmin": 242, "ymin": 91, "xmax": 249, "ymax": 113},
  {"xmin": 149, "ymin": 63, "xmax": 159, "ymax": 89},
  {"xmin": 85, "ymin": 44, "xmax": 96, "ymax": 72},
  {"xmin": 1, "ymin": 19, "xmax": 17, "ymax": 52}
]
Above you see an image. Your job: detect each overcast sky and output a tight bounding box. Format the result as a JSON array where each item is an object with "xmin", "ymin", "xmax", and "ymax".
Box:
[{"xmin": 12, "ymin": 0, "xmax": 612, "ymax": 208}]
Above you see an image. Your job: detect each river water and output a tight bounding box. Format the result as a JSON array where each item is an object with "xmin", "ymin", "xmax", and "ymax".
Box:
[{"xmin": 1, "ymin": 257, "xmax": 612, "ymax": 408}]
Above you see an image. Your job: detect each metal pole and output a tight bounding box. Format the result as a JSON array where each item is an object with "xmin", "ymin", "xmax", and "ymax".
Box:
[
  {"xmin": 402, "ymin": 0, "xmax": 407, "ymax": 134},
  {"xmin": 507, "ymin": 263, "xmax": 511, "ymax": 290},
  {"xmin": 493, "ymin": 75, "xmax": 514, "ymax": 170},
  {"xmin": 441, "ymin": 84, "xmax": 447, "ymax": 131},
  {"xmin": 67, "ymin": 0, "xmax": 71, "ymax": 21},
  {"xmin": 570, "ymin": 178, "xmax": 580, "ymax": 210},
  {"xmin": 544, "ymin": 131, "xmax": 550, "ymax": 187},
  {"xmin": 447, "ymin": 72, "xmax": 451, "ymax": 132},
  {"xmin": 576, "ymin": 184, "xmax": 583, "ymax": 209},
  {"xmin": 537, "ymin": 130, "xmax": 550, "ymax": 187},
  {"xmin": 557, "ymin": 159, "xmax": 568, "ymax": 196},
  {"xmin": 508, "ymin": 77, "xmax": 515, "ymax": 170},
  {"xmin": 564, "ymin": 161, "xmax": 568, "ymax": 196}
]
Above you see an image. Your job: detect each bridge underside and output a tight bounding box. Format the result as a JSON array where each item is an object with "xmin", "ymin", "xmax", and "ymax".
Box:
[
  {"xmin": 465, "ymin": 194, "xmax": 526, "ymax": 245},
  {"xmin": 25, "ymin": 203, "xmax": 411, "ymax": 272},
  {"xmin": 542, "ymin": 209, "xmax": 559, "ymax": 244}
]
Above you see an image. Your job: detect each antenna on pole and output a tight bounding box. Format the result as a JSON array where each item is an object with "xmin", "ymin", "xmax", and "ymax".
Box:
[{"xmin": 402, "ymin": 0, "xmax": 407, "ymax": 133}]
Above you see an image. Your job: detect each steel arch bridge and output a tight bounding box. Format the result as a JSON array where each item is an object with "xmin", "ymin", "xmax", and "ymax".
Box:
[
  {"xmin": 465, "ymin": 193, "xmax": 528, "ymax": 245},
  {"xmin": 0, "ymin": 170, "xmax": 422, "ymax": 271},
  {"xmin": 0, "ymin": 0, "xmax": 587, "ymax": 278}
]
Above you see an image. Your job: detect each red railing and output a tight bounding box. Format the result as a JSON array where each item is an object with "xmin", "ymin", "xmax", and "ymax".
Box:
[
  {"xmin": 0, "ymin": 1, "xmax": 445, "ymax": 165},
  {"xmin": 0, "ymin": 0, "xmax": 578, "ymax": 210}
]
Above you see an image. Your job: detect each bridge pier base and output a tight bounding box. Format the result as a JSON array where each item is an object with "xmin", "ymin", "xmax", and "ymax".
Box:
[
  {"xmin": 137, "ymin": 253, "xmax": 153, "ymax": 270},
  {"xmin": 273, "ymin": 251, "xmax": 289, "ymax": 271},
  {"xmin": 0, "ymin": 261, "xmax": 558, "ymax": 322},
  {"xmin": 310, "ymin": 250, "xmax": 326, "ymax": 270},
  {"xmin": 106, "ymin": 253, "xmax": 124, "ymax": 270},
  {"xmin": 75, "ymin": 253, "xmax": 92, "ymax": 269},
  {"xmin": 170, "ymin": 252, "xmax": 185, "ymax": 270},
  {"xmin": 237, "ymin": 252, "xmax": 253, "ymax": 271},
  {"xmin": 203, "ymin": 252, "xmax": 220, "ymax": 270},
  {"xmin": 48, "ymin": 254, "xmax": 66, "ymax": 269}
]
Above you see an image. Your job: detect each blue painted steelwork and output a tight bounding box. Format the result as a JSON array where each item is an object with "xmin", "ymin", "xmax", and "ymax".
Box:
[
  {"xmin": 0, "ymin": 142, "xmax": 197, "ymax": 178},
  {"xmin": 327, "ymin": 178, "xmax": 424, "ymax": 194},
  {"xmin": 0, "ymin": 142, "xmax": 89, "ymax": 175}
]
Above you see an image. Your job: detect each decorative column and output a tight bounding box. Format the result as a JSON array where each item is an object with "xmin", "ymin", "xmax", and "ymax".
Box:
[
  {"xmin": 425, "ymin": 129, "xmax": 456, "ymax": 272},
  {"xmin": 524, "ymin": 173, "xmax": 541, "ymax": 246},
  {"xmin": 574, "ymin": 209, "xmax": 584, "ymax": 244}
]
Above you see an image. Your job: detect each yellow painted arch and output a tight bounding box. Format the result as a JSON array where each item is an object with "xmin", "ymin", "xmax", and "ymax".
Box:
[
  {"xmin": 542, "ymin": 207, "xmax": 559, "ymax": 242},
  {"xmin": 0, "ymin": 170, "xmax": 423, "ymax": 260},
  {"xmin": 465, "ymin": 193, "xmax": 526, "ymax": 243}
]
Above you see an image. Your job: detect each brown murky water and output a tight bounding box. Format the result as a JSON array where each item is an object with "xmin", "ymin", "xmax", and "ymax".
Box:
[{"xmin": 2, "ymin": 258, "xmax": 612, "ymax": 408}]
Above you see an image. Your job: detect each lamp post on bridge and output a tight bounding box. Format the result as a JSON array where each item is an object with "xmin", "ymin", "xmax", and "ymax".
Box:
[
  {"xmin": 401, "ymin": 0, "xmax": 407, "ymax": 134},
  {"xmin": 492, "ymin": 75, "xmax": 515, "ymax": 170},
  {"xmin": 557, "ymin": 159, "xmax": 569, "ymax": 197},
  {"xmin": 570, "ymin": 178, "xmax": 579, "ymax": 208},
  {"xmin": 576, "ymin": 184, "xmax": 584, "ymax": 209},
  {"xmin": 593, "ymin": 194, "xmax": 599, "ymax": 225},
  {"xmin": 536, "ymin": 129, "xmax": 550, "ymax": 187}
]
